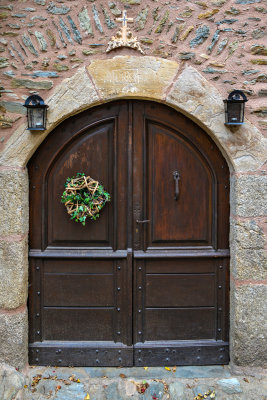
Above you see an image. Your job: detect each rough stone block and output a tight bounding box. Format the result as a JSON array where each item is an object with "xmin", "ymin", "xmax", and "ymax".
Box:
[
  {"xmin": 169, "ymin": 382, "xmax": 185, "ymax": 398},
  {"xmin": 231, "ymin": 285, "xmax": 267, "ymax": 367},
  {"xmin": 0, "ymin": 363, "xmax": 25, "ymax": 400},
  {"xmin": 0, "ymin": 169, "xmax": 28, "ymax": 235},
  {"xmin": 47, "ymin": 67, "xmax": 100, "ymax": 128},
  {"xmin": 104, "ymin": 382, "xmax": 122, "ymax": 400},
  {"xmin": 167, "ymin": 65, "xmax": 223, "ymax": 122},
  {"xmin": 0, "ymin": 309, "xmax": 28, "ymax": 370},
  {"xmin": 231, "ymin": 175, "xmax": 267, "ymax": 217},
  {"xmin": 217, "ymin": 378, "xmax": 242, "ymax": 394},
  {"xmin": 143, "ymin": 381, "xmax": 165, "ymax": 399},
  {"xmin": 0, "ymin": 239, "xmax": 28, "ymax": 309},
  {"xmin": 230, "ymin": 218, "xmax": 267, "ymax": 280}
]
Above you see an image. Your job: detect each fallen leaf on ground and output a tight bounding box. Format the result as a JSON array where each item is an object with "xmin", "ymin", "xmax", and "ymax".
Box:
[
  {"xmin": 84, "ymin": 394, "xmax": 90, "ymax": 400},
  {"xmin": 55, "ymin": 385, "xmax": 61, "ymax": 392},
  {"xmin": 243, "ymin": 377, "xmax": 249, "ymax": 383},
  {"xmin": 69, "ymin": 374, "xmax": 80, "ymax": 383},
  {"xmin": 136, "ymin": 382, "xmax": 149, "ymax": 394},
  {"xmin": 31, "ymin": 374, "xmax": 42, "ymax": 387},
  {"xmin": 119, "ymin": 373, "xmax": 126, "ymax": 379},
  {"xmin": 164, "ymin": 367, "xmax": 171, "ymax": 371},
  {"xmin": 144, "ymin": 366, "xmax": 149, "ymax": 370}
]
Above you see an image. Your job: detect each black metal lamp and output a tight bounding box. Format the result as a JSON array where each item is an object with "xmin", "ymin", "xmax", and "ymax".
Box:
[
  {"xmin": 24, "ymin": 95, "xmax": 48, "ymax": 131},
  {"xmin": 224, "ymin": 90, "xmax": 247, "ymax": 126}
]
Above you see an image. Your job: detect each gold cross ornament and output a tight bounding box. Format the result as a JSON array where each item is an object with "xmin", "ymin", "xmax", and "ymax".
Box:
[
  {"xmin": 106, "ymin": 10, "xmax": 144, "ymax": 54},
  {"xmin": 116, "ymin": 10, "xmax": 134, "ymax": 42}
]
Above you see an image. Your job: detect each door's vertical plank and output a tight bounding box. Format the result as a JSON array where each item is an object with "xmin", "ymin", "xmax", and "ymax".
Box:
[
  {"xmin": 125, "ymin": 250, "xmax": 133, "ymax": 348},
  {"xmin": 133, "ymin": 259, "xmax": 145, "ymax": 345},
  {"xmin": 132, "ymin": 102, "xmax": 145, "ymax": 251},
  {"xmin": 132, "ymin": 101, "xmax": 145, "ymax": 348},
  {"xmin": 126, "ymin": 103, "xmax": 133, "ymax": 349},
  {"xmin": 116, "ymin": 102, "xmax": 129, "ymax": 251}
]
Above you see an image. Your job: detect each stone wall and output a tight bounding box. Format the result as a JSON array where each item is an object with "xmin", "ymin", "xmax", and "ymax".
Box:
[
  {"xmin": 0, "ymin": 0, "xmax": 266, "ymax": 142},
  {"xmin": 0, "ymin": 0, "xmax": 266, "ymax": 371}
]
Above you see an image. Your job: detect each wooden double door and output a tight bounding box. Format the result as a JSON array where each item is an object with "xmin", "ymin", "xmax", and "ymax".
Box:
[{"xmin": 28, "ymin": 101, "xmax": 230, "ymax": 366}]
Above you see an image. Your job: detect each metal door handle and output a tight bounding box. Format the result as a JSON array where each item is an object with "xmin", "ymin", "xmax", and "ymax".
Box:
[
  {"xmin": 136, "ymin": 219, "xmax": 150, "ymax": 224},
  {"xmin": 173, "ymin": 171, "xmax": 180, "ymax": 200}
]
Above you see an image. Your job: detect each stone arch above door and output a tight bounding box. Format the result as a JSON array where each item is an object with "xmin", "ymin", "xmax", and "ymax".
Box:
[{"xmin": 0, "ymin": 56, "xmax": 266, "ymax": 172}]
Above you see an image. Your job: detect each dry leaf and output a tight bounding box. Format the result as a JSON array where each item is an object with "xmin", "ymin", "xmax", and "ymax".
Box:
[
  {"xmin": 119, "ymin": 373, "xmax": 126, "ymax": 379},
  {"xmin": 69, "ymin": 375, "xmax": 80, "ymax": 383},
  {"xmin": 136, "ymin": 382, "xmax": 149, "ymax": 394},
  {"xmin": 210, "ymin": 391, "xmax": 216, "ymax": 399},
  {"xmin": 144, "ymin": 366, "xmax": 149, "ymax": 370},
  {"xmin": 31, "ymin": 374, "xmax": 42, "ymax": 387},
  {"xmin": 243, "ymin": 378, "xmax": 249, "ymax": 383},
  {"xmin": 56, "ymin": 385, "xmax": 61, "ymax": 392},
  {"xmin": 172, "ymin": 366, "xmax": 176, "ymax": 372},
  {"xmin": 84, "ymin": 394, "xmax": 90, "ymax": 400},
  {"xmin": 164, "ymin": 367, "xmax": 171, "ymax": 371}
]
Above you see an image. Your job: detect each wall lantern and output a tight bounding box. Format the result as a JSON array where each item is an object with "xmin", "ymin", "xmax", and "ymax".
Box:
[
  {"xmin": 224, "ymin": 90, "xmax": 247, "ymax": 126},
  {"xmin": 24, "ymin": 95, "xmax": 48, "ymax": 131}
]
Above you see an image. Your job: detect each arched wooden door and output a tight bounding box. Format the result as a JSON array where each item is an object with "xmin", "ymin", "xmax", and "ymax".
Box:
[{"xmin": 28, "ymin": 101, "xmax": 230, "ymax": 366}]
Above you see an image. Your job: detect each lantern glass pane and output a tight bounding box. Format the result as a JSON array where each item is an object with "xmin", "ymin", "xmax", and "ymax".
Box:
[
  {"xmin": 227, "ymin": 102, "xmax": 242, "ymax": 124},
  {"xmin": 28, "ymin": 107, "xmax": 44, "ymax": 129}
]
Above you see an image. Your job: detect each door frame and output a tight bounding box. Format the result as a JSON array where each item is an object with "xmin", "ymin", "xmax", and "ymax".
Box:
[{"xmin": 1, "ymin": 57, "xmax": 266, "ymax": 369}]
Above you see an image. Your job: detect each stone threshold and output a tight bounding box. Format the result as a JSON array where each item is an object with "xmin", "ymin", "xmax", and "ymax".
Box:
[{"xmin": 11, "ymin": 365, "xmax": 266, "ymax": 399}]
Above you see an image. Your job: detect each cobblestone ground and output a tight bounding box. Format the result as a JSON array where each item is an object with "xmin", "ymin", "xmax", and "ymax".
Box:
[{"xmin": 13, "ymin": 366, "xmax": 267, "ymax": 400}]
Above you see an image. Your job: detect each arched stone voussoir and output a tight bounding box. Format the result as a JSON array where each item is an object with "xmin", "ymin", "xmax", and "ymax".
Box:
[
  {"xmin": 0, "ymin": 67, "xmax": 101, "ymax": 168},
  {"xmin": 167, "ymin": 65, "xmax": 267, "ymax": 173}
]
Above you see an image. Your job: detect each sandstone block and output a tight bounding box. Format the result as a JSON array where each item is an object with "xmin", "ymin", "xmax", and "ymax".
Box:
[
  {"xmin": 167, "ymin": 65, "xmax": 223, "ymax": 124},
  {"xmin": 0, "ymin": 169, "xmax": 28, "ymax": 235},
  {"xmin": 47, "ymin": 66, "xmax": 100, "ymax": 128},
  {"xmin": 87, "ymin": 56, "xmax": 179, "ymax": 101},
  {"xmin": 0, "ymin": 309, "xmax": 28, "ymax": 370},
  {"xmin": 231, "ymin": 285, "xmax": 267, "ymax": 367},
  {"xmin": 231, "ymin": 175, "xmax": 267, "ymax": 217},
  {"xmin": 0, "ymin": 363, "xmax": 25, "ymax": 400},
  {"xmin": 0, "ymin": 238, "xmax": 28, "ymax": 309},
  {"xmin": 230, "ymin": 219, "xmax": 267, "ymax": 280}
]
